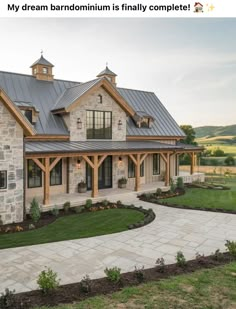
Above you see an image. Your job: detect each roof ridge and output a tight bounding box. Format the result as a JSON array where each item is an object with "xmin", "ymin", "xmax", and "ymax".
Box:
[
  {"xmin": 64, "ymin": 77, "xmax": 102, "ymax": 90},
  {"xmin": 118, "ymin": 86, "xmax": 155, "ymax": 94}
]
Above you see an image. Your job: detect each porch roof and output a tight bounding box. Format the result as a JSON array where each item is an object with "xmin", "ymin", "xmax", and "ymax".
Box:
[{"xmin": 25, "ymin": 140, "xmax": 203, "ymax": 155}]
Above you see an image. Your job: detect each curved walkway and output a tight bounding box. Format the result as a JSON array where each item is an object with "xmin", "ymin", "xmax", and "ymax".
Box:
[{"xmin": 1, "ymin": 192, "xmax": 236, "ymax": 293}]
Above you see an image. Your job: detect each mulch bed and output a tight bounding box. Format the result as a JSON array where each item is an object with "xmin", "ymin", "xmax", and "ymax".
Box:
[{"xmin": 9, "ymin": 252, "xmax": 234, "ymax": 309}]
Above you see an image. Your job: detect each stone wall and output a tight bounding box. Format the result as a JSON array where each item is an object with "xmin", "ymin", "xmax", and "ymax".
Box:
[
  {"xmin": 0, "ymin": 102, "xmax": 24, "ymax": 224},
  {"xmin": 64, "ymin": 87, "xmax": 127, "ymax": 142}
]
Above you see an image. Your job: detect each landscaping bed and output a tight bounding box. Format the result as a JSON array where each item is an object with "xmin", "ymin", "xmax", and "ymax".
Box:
[{"xmin": 6, "ymin": 251, "xmax": 235, "ymax": 309}]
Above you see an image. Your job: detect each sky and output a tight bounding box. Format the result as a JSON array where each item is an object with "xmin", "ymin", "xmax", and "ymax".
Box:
[{"xmin": 0, "ymin": 18, "xmax": 235, "ymax": 127}]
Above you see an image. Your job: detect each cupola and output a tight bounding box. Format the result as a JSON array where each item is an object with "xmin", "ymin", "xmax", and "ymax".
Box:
[
  {"xmin": 97, "ymin": 66, "xmax": 117, "ymax": 86},
  {"xmin": 30, "ymin": 53, "xmax": 54, "ymax": 81}
]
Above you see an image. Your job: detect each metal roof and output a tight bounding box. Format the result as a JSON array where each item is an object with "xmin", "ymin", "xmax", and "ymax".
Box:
[
  {"xmin": 0, "ymin": 70, "xmax": 185, "ymax": 137},
  {"xmin": 25, "ymin": 140, "xmax": 184, "ymax": 154},
  {"xmin": 97, "ymin": 66, "xmax": 117, "ymax": 77},
  {"xmin": 30, "ymin": 55, "xmax": 54, "ymax": 68},
  {"xmin": 52, "ymin": 78, "xmax": 102, "ymax": 111}
]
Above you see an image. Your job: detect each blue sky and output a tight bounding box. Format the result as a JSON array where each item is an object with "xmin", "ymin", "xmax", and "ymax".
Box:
[{"xmin": 0, "ymin": 18, "xmax": 235, "ymax": 127}]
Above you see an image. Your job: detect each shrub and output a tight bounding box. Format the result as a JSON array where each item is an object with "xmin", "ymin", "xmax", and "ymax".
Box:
[
  {"xmin": 156, "ymin": 188, "xmax": 162, "ymax": 197},
  {"xmin": 79, "ymin": 275, "xmax": 92, "ymax": 293},
  {"xmin": 155, "ymin": 257, "xmax": 165, "ymax": 272},
  {"xmin": 195, "ymin": 252, "xmax": 205, "ymax": 264},
  {"xmin": 73, "ymin": 206, "xmax": 84, "ymax": 213},
  {"xmin": 225, "ymin": 240, "xmax": 236, "ymax": 258},
  {"xmin": 212, "ymin": 249, "xmax": 224, "ymax": 261},
  {"xmin": 85, "ymin": 199, "xmax": 93, "ymax": 209},
  {"xmin": 15, "ymin": 225, "xmax": 23, "ymax": 232},
  {"xmin": 134, "ymin": 266, "xmax": 145, "ymax": 282},
  {"xmin": 176, "ymin": 251, "xmax": 186, "ymax": 267},
  {"xmin": 225, "ymin": 156, "xmax": 235, "ymax": 166},
  {"xmin": 0, "ymin": 216, "xmax": 3, "ymax": 226},
  {"xmin": 176, "ymin": 177, "xmax": 184, "ymax": 190},
  {"xmin": 51, "ymin": 207, "xmax": 59, "ymax": 217},
  {"xmin": 101, "ymin": 199, "xmax": 109, "ymax": 207},
  {"xmin": 170, "ymin": 178, "xmax": 176, "ymax": 194},
  {"xmin": 30, "ymin": 198, "xmax": 41, "ymax": 223},
  {"xmin": 0, "ymin": 288, "xmax": 15, "ymax": 309},
  {"xmin": 29, "ymin": 223, "xmax": 35, "ymax": 230},
  {"xmin": 63, "ymin": 201, "xmax": 70, "ymax": 213},
  {"xmin": 104, "ymin": 266, "xmax": 121, "ymax": 283},
  {"xmin": 37, "ymin": 267, "xmax": 60, "ymax": 294},
  {"xmin": 212, "ymin": 147, "xmax": 225, "ymax": 157},
  {"xmin": 116, "ymin": 200, "xmax": 123, "ymax": 206}
]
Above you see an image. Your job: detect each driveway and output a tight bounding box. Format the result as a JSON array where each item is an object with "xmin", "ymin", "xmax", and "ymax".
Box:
[{"xmin": 1, "ymin": 192, "xmax": 236, "ymax": 293}]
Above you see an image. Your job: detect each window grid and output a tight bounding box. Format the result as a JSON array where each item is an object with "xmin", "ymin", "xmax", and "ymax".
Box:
[
  {"xmin": 50, "ymin": 159, "xmax": 62, "ymax": 186},
  {"xmin": 153, "ymin": 154, "xmax": 160, "ymax": 175},
  {"xmin": 86, "ymin": 110, "xmax": 112, "ymax": 139},
  {"xmin": 128, "ymin": 157, "xmax": 135, "ymax": 178},
  {"xmin": 28, "ymin": 159, "xmax": 42, "ymax": 188}
]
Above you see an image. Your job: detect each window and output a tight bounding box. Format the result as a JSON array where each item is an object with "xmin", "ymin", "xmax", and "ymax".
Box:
[
  {"xmin": 33, "ymin": 68, "xmax": 37, "ymax": 74},
  {"xmin": 140, "ymin": 161, "xmax": 144, "ymax": 177},
  {"xmin": 50, "ymin": 159, "xmax": 62, "ymax": 186},
  {"xmin": 86, "ymin": 110, "xmax": 112, "ymax": 139},
  {"xmin": 128, "ymin": 157, "xmax": 135, "ymax": 178},
  {"xmin": 153, "ymin": 154, "xmax": 160, "ymax": 175},
  {"xmin": 0, "ymin": 171, "xmax": 7, "ymax": 189},
  {"xmin": 42, "ymin": 67, "xmax": 48, "ymax": 74},
  {"xmin": 98, "ymin": 94, "xmax": 103, "ymax": 103},
  {"xmin": 28, "ymin": 159, "xmax": 42, "ymax": 188},
  {"xmin": 24, "ymin": 110, "xmax": 33, "ymax": 123}
]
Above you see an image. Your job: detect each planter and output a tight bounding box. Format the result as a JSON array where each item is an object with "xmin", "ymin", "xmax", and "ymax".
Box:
[
  {"xmin": 118, "ymin": 183, "xmax": 126, "ymax": 189},
  {"xmin": 78, "ymin": 186, "xmax": 87, "ymax": 193}
]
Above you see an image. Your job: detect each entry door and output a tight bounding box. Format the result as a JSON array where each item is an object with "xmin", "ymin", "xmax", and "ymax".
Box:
[{"xmin": 86, "ymin": 156, "xmax": 112, "ymax": 190}]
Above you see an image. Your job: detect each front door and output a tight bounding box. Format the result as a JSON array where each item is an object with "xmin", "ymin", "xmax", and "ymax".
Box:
[{"xmin": 86, "ymin": 156, "xmax": 112, "ymax": 190}]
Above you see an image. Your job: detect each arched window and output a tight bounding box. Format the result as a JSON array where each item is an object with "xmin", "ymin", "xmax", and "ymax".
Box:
[{"xmin": 98, "ymin": 94, "xmax": 102, "ymax": 103}]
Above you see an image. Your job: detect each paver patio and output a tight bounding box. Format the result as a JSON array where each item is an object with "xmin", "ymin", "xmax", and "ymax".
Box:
[{"xmin": 1, "ymin": 191, "xmax": 236, "ymax": 294}]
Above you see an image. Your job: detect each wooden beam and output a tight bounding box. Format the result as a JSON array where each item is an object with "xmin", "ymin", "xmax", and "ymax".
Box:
[
  {"xmin": 43, "ymin": 157, "xmax": 50, "ymax": 205},
  {"xmin": 31, "ymin": 158, "xmax": 45, "ymax": 172},
  {"xmin": 98, "ymin": 154, "xmax": 108, "ymax": 168},
  {"xmin": 49, "ymin": 157, "xmax": 62, "ymax": 172},
  {"xmin": 135, "ymin": 154, "xmax": 141, "ymax": 191},
  {"xmin": 160, "ymin": 153, "xmax": 167, "ymax": 164},
  {"xmin": 128, "ymin": 154, "xmax": 137, "ymax": 165},
  {"xmin": 190, "ymin": 152, "xmax": 195, "ymax": 175},
  {"xmin": 165, "ymin": 153, "xmax": 170, "ymax": 186},
  {"xmin": 140, "ymin": 153, "xmax": 148, "ymax": 164},
  {"xmin": 82, "ymin": 155, "xmax": 95, "ymax": 169},
  {"xmin": 92, "ymin": 155, "xmax": 99, "ymax": 198}
]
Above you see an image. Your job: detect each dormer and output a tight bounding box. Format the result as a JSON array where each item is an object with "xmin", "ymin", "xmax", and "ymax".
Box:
[
  {"xmin": 18, "ymin": 105, "xmax": 39, "ymax": 124},
  {"xmin": 30, "ymin": 54, "xmax": 54, "ymax": 81},
  {"xmin": 132, "ymin": 111, "xmax": 154, "ymax": 128},
  {"xmin": 97, "ymin": 66, "xmax": 117, "ymax": 86}
]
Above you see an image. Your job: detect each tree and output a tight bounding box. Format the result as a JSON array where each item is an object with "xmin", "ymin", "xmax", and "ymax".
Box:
[
  {"xmin": 180, "ymin": 125, "xmax": 197, "ymax": 145},
  {"xmin": 225, "ymin": 156, "xmax": 235, "ymax": 166}
]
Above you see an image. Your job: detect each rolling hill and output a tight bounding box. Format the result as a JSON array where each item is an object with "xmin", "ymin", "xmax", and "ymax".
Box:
[{"xmin": 194, "ymin": 125, "xmax": 236, "ymax": 138}]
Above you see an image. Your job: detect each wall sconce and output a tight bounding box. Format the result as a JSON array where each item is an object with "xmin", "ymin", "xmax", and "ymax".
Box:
[
  {"xmin": 118, "ymin": 156, "xmax": 122, "ymax": 163},
  {"xmin": 118, "ymin": 119, "xmax": 122, "ymax": 130},
  {"xmin": 77, "ymin": 118, "xmax": 82, "ymax": 129},
  {"xmin": 76, "ymin": 159, "xmax": 81, "ymax": 169}
]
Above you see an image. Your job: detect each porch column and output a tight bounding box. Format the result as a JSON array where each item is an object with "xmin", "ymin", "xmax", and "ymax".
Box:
[
  {"xmin": 160, "ymin": 153, "xmax": 170, "ymax": 186},
  {"xmin": 135, "ymin": 154, "xmax": 141, "ymax": 191},
  {"xmin": 190, "ymin": 152, "xmax": 195, "ymax": 175},
  {"xmin": 44, "ymin": 157, "xmax": 50, "ymax": 205},
  {"xmin": 92, "ymin": 155, "xmax": 98, "ymax": 198}
]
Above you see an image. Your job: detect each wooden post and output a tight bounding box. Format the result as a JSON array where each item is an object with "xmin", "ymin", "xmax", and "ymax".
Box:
[
  {"xmin": 135, "ymin": 154, "xmax": 141, "ymax": 191},
  {"xmin": 165, "ymin": 153, "xmax": 170, "ymax": 186},
  {"xmin": 190, "ymin": 152, "xmax": 195, "ymax": 175},
  {"xmin": 92, "ymin": 155, "xmax": 98, "ymax": 198},
  {"xmin": 43, "ymin": 157, "xmax": 50, "ymax": 205}
]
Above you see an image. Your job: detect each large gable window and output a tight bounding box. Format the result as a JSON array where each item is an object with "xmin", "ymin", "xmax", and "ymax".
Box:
[
  {"xmin": 50, "ymin": 158, "xmax": 62, "ymax": 186},
  {"xmin": 28, "ymin": 159, "xmax": 42, "ymax": 188},
  {"xmin": 86, "ymin": 110, "xmax": 112, "ymax": 139},
  {"xmin": 0, "ymin": 171, "xmax": 7, "ymax": 189}
]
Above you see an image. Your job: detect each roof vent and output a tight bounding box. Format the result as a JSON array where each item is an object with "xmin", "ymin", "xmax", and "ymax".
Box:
[{"xmin": 132, "ymin": 111, "xmax": 154, "ymax": 128}]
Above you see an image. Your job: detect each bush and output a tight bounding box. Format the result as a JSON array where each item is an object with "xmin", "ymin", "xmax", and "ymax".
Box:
[
  {"xmin": 116, "ymin": 200, "xmax": 123, "ymax": 206},
  {"xmin": 37, "ymin": 267, "xmax": 60, "ymax": 294},
  {"xmin": 0, "ymin": 215, "xmax": 3, "ymax": 226},
  {"xmin": 134, "ymin": 266, "xmax": 145, "ymax": 282},
  {"xmin": 63, "ymin": 201, "xmax": 70, "ymax": 213},
  {"xmin": 51, "ymin": 207, "xmax": 59, "ymax": 217},
  {"xmin": 225, "ymin": 240, "xmax": 236, "ymax": 258},
  {"xmin": 73, "ymin": 206, "xmax": 84, "ymax": 214},
  {"xmin": 30, "ymin": 198, "xmax": 41, "ymax": 223},
  {"xmin": 85, "ymin": 199, "xmax": 93, "ymax": 209},
  {"xmin": 225, "ymin": 156, "xmax": 235, "ymax": 166},
  {"xmin": 101, "ymin": 199, "xmax": 109, "ymax": 207},
  {"xmin": 212, "ymin": 147, "xmax": 225, "ymax": 157},
  {"xmin": 212, "ymin": 249, "xmax": 224, "ymax": 261},
  {"xmin": 176, "ymin": 177, "xmax": 184, "ymax": 190},
  {"xmin": 79, "ymin": 275, "xmax": 91, "ymax": 293},
  {"xmin": 104, "ymin": 266, "xmax": 121, "ymax": 283},
  {"xmin": 155, "ymin": 257, "xmax": 165, "ymax": 272},
  {"xmin": 156, "ymin": 188, "xmax": 162, "ymax": 197},
  {"xmin": 29, "ymin": 223, "xmax": 35, "ymax": 230},
  {"xmin": 176, "ymin": 251, "xmax": 186, "ymax": 267},
  {"xmin": 0, "ymin": 288, "xmax": 15, "ymax": 309}
]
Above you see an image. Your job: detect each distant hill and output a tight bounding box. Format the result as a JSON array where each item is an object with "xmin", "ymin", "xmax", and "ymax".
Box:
[{"xmin": 194, "ymin": 125, "xmax": 236, "ymax": 138}]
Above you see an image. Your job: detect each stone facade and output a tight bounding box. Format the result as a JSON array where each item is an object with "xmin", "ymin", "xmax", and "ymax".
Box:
[
  {"xmin": 0, "ymin": 101, "xmax": 24, "ymax": 224},
  {"xmin": 64, "ymin": 87, "xmax": 127, "ymax": 142}
]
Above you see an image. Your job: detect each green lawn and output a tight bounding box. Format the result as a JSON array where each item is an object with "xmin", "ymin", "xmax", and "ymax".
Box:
[
  {"xmin": 35, "ymin": 262, "xmax": 236, "ymax": 309},
  {"xmin": 0, "ymin": 209, "xmax": 144, "ymax": 250},
  {"xmin": 161, "ymin": 182, "xmax": 236, "ymax": 211}
]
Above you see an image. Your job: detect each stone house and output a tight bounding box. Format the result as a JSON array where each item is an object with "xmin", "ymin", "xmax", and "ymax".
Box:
[{"xmin": 0, "ymin": 55, "xmax": 202, "ymax": 224}]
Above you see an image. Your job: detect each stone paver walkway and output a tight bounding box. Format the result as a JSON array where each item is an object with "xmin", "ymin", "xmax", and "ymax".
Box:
[{"xmin": 1, "ymin": 192, "xmax": 236, "ymax": 293}]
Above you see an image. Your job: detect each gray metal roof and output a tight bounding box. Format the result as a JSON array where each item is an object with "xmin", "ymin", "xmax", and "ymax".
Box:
[
  {"xmin": 0, "ymin": 70, "xmax": 185, "ymax": 137},
  {"xmin": 25, "ymin": 140, "xmax": 184, "ymax": 154},
  {"xmin": 52, "ymin": 78, "xmax": 102, "ymax": 111},
  {"xmin": 118, "ymin": 88, "xmax": 184, "ymax": 137},
  {"xmin": 97, "ymin": 66, "xmax": 117, "ymax": 77},
  {"xmin": 30, "ymin": 56, "xmax": 54, "ymax": 68}
]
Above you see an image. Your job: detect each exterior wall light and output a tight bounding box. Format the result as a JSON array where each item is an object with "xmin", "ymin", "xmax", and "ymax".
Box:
[
  {"xmin": 118, "ymin": 156, "xmax": 122, "ymax": 163},
  {"xmin": 76, "ymin": 159, "xmax": 81, "ymax": 169},
  {"xmin": 77, "ymin": 118, "xmax": 82, "ymax": 129},
  {"xmin": 118, "ymin": 119, "xmax": 122, "ymax": 130}
]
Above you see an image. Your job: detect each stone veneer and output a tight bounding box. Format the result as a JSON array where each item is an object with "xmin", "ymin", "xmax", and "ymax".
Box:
[
  {"xmin": 64, "ymin": 87, "xmax": 127, "ymax": 142},
  {"xmin": 0, "ymin": 101, "xmax": 24, "ymax": 224}
]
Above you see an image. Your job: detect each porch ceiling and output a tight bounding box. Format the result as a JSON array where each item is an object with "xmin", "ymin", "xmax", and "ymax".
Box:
[{"xmin": 25, "ymin": 140, "xmax": 201, "ymax": 156}]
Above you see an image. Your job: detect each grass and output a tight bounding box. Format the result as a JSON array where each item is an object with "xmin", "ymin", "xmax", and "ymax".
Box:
[
  {"xmin": 161, "ymin": 181, "xmax": 236, "ymax": 211},
  {"xmin": 0, "ymin": 209, "xmax": 144, "ymax": 250},
  {"xmin": 35, "ymin": 261, "xmax": 236, "ymax": 308}
]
